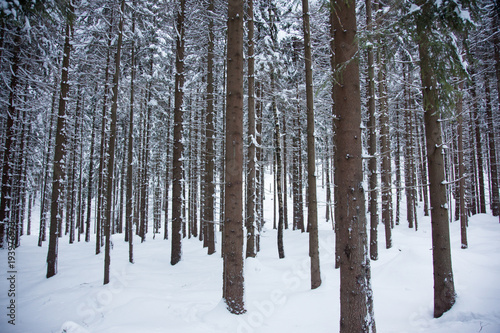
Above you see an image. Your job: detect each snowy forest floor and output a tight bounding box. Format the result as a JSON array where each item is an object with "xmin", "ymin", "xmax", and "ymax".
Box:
[{"xmin": 1, "ymin": 187, "xmax": 500, "ymax": 332}]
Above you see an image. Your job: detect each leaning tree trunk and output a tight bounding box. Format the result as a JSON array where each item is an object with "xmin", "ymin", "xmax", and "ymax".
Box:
[
  {"xmin": 416, "ymin": 0, "xmax": 456, "ymax": 317},
  {"xmin": 333, "ymin": 0, "xmax": 376, "ymax": 330}
]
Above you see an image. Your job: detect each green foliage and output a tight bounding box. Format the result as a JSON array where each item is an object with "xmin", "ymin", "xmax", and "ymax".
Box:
[{"xmin": 405, "ymin": 0, "xmax": 477, "ymax": 116}]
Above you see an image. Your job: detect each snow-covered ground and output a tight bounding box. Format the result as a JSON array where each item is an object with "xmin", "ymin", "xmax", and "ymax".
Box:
[{"xmin": 1, "ymin": 185, "xmax": 500, "ymax": 333}]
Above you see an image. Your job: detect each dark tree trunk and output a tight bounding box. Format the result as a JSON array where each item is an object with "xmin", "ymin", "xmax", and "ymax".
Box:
[
  {"xmin": 245, "ymin": 0, "xmax": 256, "ymax": 258},
  {"xmin": 86, "ymin": 92, "xmax": 98, "ymax": 243},
  {"xmin": 457, "ymin": 83, "xmax": 467, "ymax": 249},
  {"xmin": 471, "ymin": 73, "xmax": 486, "ymax": 214},
  {"xmin": 302, "ymin": 0, "xmax": 321, "ymax": 289},
  {"xmin": 171, "ymin": 0, "xmax": 186, "ymax": 266},
  {"xmin": 333, "ymin": 0, "xmax": 376, "ymax": 330},
  {"xmin": 484, "ymin": 75, "xmax": 499, "ymax": 216},
  {"xmin": 104, "ymin": 0, "xmax": 125, "ymax": 285},
  {"xmin": 47, "ymin": 13, "xmax": 73, "ymax": 278},
  {"xmin": 0, "ymin": 31, "xmax": 20, "ymax": 249},
  {"xmin": 223, "ymin": 0, "xmax": 245, "ymax": 315},
  {"xmin": 416, "ymin": 0, "xmax": 456, "ymax": 316},
  {"xmin": 365, "ymin": 0, "xmax": 378, "ymax": 260},
  {"xmin": 126, "ymin": 3, "xmax": 136, "ymax": 262},
  {"xmin": 39, "ymin": 77, "xmax": 58, "ymax": 247}
]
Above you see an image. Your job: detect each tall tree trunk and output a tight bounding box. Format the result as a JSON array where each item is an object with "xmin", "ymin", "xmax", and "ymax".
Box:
[
  {"xmin": 164, "ymin": 94, "xmax": 172, "ymax": 241},
  {"xmin": 126, "ymin": 3, "xmax": 136, "ymax": 262},
  {"xmin": 404, "ymin": 63, "xmax": 415, "ymax": 229},
  {"xmin": 204, "ymin": 0, "xmax": 217, "ymax": 253},
  {"xmin": 171, "ymin": 0, "xmax": 186, "ymax": 266},
  {"xmin": 223, "ymin": 0, "xmax": 245, "ymax": 315},
  {"xmin": 104, "ymin": 0, "xmax": 125, "ymax": 285},
  {"xmin": 333, "ymin": 0, "xmax": 376, "ymax": 330},
  {"xmin": 416, "ymin": 0, "xmax": 456, "ymax": 316},
  {"xmin": 39, "ymin": 76, "xmax": 58, "ymax": 247},
  {"xmin": 245, "ymin": 0, "xmax": 256, "ymax": 258},
  {"xmin": 395, "ymin": 103, "xmax": 401, "ymax": 226},
  {"xmin": 47, "ymin": 11, "xmax": 73, "ymax": 278},
  {"xmin": 457, "ymin": 83, "xmax": 467, "ymax": 248},
  {"xmin": 378, "ymin": 39, "xmax": 392, "ymax": 249},
  {"xmin": 366, "ymin": 0, "xmax": 378, "ymax": 260},
  {"xmin": 96, "ymin": 12, "xmax": 115, "ymax": 255},
  {"xmin": 484, "ymin": 75, "xmax": 499, "ymax": 216},
  {"xmin": 0, "ymin": 31, "xmax": 20, "ymax": 249},
  {"xmin": 471, "ymin": 73, "xmax": 486, "ymax": 214},
  {"xmin": 86, "ymin": 92, "xmax": 98, "ymax": 243},
  {"xmin": 272, "ymin": 75, "xmax": 285, "ymax": 259},
  {"xmin": 302, "ymin": 0, "xmax": 321, "ymax": 289}
]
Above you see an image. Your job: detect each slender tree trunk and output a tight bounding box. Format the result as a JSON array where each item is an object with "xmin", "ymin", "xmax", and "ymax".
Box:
[
  {"xmin": 256, "ymin": 81, "xmax": 264, "ymax": 249},
  {"xmin": 171, "ymin": 0, "xmax": 186, "ymax": 265},
  {"xmin": 223, "ymin": 0, "xmax": 245, "ymax": 314},
  {"xmin": 333, "ymin": 0, "xmax": 376, "ymax": 330},
  {"xmin": 330, "ymin": 0, "xmax": 341, "ymax": 270},
  {"xmin": 457, "ymin": 83, "xmax": 467, "ymax": 249},
  {"xmin": 302, "ymin": 0, "xmax": 321, "ymax": 289},
  {"xmin": 126, "ymin": 2, "xmax": 136, "ymax": 262},
  {"xmin": 378, "ymin": 39, "xmax": 391, "ymax": 249},
  {"xmin": 164, "ymin": 95, "xmax": 171, "ymax": 241},
  {"xmin": 0, "ymin": 31, "xmax": 20, "ymax": 249},
  {"xmin": 39, "ymin": 76, "xmax": 58, "ymax": 247},
  {"xmin": 366, "ymin": 0, "xmax": 378, "ymax": 260},
  {"xmin": 404, "ymin": 64, "xmax": 415, "ymax": 229},
  {"xmin": 395, "ymin": 103, "xmax": 401, "ymax": 226},
  {"xmin": 484, "ymin": 75, "xmax": 499, "ymax": 216},
  {"xmin": 272, "ymin": 75, "xmax": 285, "ymax": 259},
  {"xmin": 104, "ymin": 0, "xmax": 125, "ymax": 285},
  {"xmin": 86, "ymin": 93, "xmax": 97, "ymax": 243},
  {"xmin": 471, "ymin": 73, "xmax": 486, "ymax": 214},
  {"xmin": 204, "ymin": 0, "xmax": 216, "ymax": 254},
  {"xmin": 245, "ymin": 0, "xmax": 256, "ymax": 258},
  {"xmin": 96, "ymin": 13, "xmax": 114, "ymax": 255},
  {"xmin": 416, "ymin": 0, "xmax": 456, "ymax": 316},
  {"xmin": 47, "ymin": 13, "xmax": 73, "ymax": 278}
]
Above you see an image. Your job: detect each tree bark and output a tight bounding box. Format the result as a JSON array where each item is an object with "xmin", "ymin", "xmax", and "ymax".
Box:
[
  {"xmin": 484, "ymin": 75, "xmax": 499, "ymax": 216},
  {"xmin": 416, "ymin": 0, "xmax": 456, "ymax": 316},
  {"xmin": 366, "ymin": 0, "xmax": 378, "ymax": 260},
  {"xmin": 47, "ymin": 11, "xmax": 73, "ymax": 278},
  {"xmin": 245, "ymin": 0, "xmax": 256, "ymax": 258},
  {"xmin": 223, "ymin": 0, "xmax": 245, "ymax": 314},
  {"xmin": 333, "ymin": 0, "xmax": 376, "ymax": 330},
  {"xmin": 471, "ymin": 73, "xmax": 486, "ymax": 214},
  {"xmin": 302, "ymin": 0, "xmax": 321, "ymax": 289},
  {"xmin": 457, "ymin": 83, "xmax": 467, "ymax": 249},
  {"xmin": 104, "ymin": 0, "xmax": 125, "ymax": 285},
  {"xmin": 126, "ymin": 4, "xmax": 135, "ymax": 263},
  {"xmin": 0, "ymin": 30, "xmax": 20, "ymax": 249},
  {"xmin": 171, "ymin": 0, "xmax": 186, "ymax": 266},
  {"xmin": 203, "ymin": 0, "xmax": 216, "ymax": 254}
]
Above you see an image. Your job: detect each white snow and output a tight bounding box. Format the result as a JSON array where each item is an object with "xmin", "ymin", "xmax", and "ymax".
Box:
[{"xmin": 1, "ymin": 176, "xmax": 500, "ymax": 333}]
